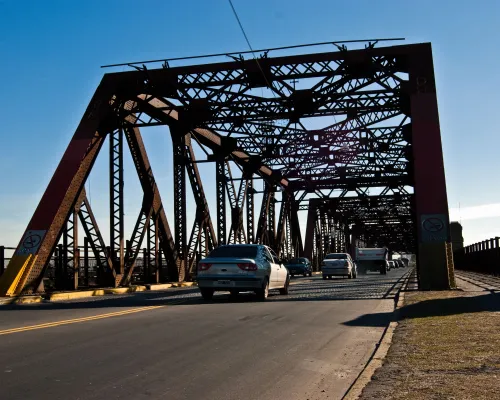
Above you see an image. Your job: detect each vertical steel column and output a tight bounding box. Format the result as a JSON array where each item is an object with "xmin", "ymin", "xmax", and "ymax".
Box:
[
  {"xmin": 312, "ymin": 227, "xmax": 318, "ymax": 271},
  {"xmin": 0, "ymin": 246, "xmax": 4, "ymax": 276},
  {"xmin": 256, "ymin": 183, "xmax": 271, "ymax": 245},
  {"xmin": 303, "ymin": 201, "xmax": 317, "ymax": 260},
  {"xmin": 173, "ymin": 132, "xmax": 187, "ymax": 281},
  {"xmin": 142, "ymin": 248, "xmax": 147, "ymax": 282},
  {"xmin": 84, "ymin": 237, "xmax": 89, "ymax": 287},
  {"xmin": 290, "ymin": 199, "xmax": 303, "ymax": 257},
  {"xmin": 146, "ymin": 219, "xmax": 158, "ymax": 283},
  {"xmin": 409, "ymin": 44, "xmax": 452, "ymax": 289},
  {"xmin": 62, "ymin": 221, "xmax": 70, "ymax": 290},
  {"xmin": 285, "ymin": 205, "xmax": 292, "ymax": 258},
  {"xmin": 268, "ymin": 185, "xmax": 276, "ymax": 248},
  {"xmin": 247, "ymin": 177, "xmax": 254, "ymax": 244},
  {"xmin": 158, "ymin": 247, "xmax": 163, "ymax": 281},
  {"xmin": 216, "ymin": 159, "xmax": 227, "ymax": 245},
  {"xmin": 72, "ymin": 207, "xmax": 79, "ymax": 290},
  {"xmin": 56, "ymin": 244, "xmax": 64, "ymax": 289},
  {"xmin": 146, "ymin": 220, "xmax": 155, "ymax": 283},
  {"xmin": 109, "ymin": 128, "xmax": 124, "ymax": 275}
]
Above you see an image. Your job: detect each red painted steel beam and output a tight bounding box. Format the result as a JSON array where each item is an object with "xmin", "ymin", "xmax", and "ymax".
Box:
[
  {"xmin": 0, "ymin": 76, "xmax": 122, "ymax": 295},
  {"xmin": 408, "ymin": 43, "xmax": 452, "ymax": 289},
  {"xmin": 124, "ymin": 126, "xmax": 178, "ymax": 282}
]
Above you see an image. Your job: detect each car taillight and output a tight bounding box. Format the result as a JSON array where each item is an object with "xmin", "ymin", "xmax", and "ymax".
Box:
[
  {"xmin": 237, "ymin": 263, "xmax": 258, "ymax": 271},
  {"xmin": 198, "ymin": 263, "xmax": 212, "ymax": 271}
]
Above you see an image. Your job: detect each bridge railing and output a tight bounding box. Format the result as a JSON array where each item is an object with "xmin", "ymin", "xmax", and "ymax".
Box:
[
  {"xmin": 0, "ymin": 245, "xmax": 171, "ymax": 291},
  {"xmin": 453, "ymin": 237, "xmax": 500, "ymax": 275},
  {"xmin": 0, "ymin": 246, "xmax": 15, "ymax": 278}
]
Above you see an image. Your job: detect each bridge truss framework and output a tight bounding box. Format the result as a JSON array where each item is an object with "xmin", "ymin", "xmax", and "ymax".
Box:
[{"xmin": 0, "ymin": 41, "xmax": 453, "ymax": 296}]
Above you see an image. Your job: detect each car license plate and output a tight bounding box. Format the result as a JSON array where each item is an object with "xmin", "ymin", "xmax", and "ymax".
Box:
[{"xmin": 217, "ymin": 280, "xmax": 234, "ymax": 286}]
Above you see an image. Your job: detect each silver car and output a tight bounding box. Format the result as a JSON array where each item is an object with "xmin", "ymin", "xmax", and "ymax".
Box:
[
  {"xmin": 196, "ymin": 244, "xmax": 290, "ymax": 301},
  {"xmin": 321, "ymin": 253, "xmax": 357, "ymax": 279}
]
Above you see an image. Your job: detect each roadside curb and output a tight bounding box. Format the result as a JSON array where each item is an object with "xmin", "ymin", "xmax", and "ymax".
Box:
[
  {"xmin": 45, "ymin": 282, "xmax": 196, "ymax": 301},
  {"xmin": 0, "ymin": 295, "xmax": 43, "ymax": 305},
  {"xmin": 342, "ymin": 269, "xmax": 414, "ymax": 400}
]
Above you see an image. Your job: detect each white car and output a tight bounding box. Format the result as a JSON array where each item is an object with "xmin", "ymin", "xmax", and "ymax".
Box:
[
  {"xmin": 321, "ymin": 253, "xmax": 357, "ymax": 279},
  {"xmin": 196, "ymin": 244, "xmax": 290, "ymax": 301}
]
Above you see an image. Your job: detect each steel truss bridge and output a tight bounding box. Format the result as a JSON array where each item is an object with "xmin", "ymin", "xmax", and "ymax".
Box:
[{"xmin": 0, "ymin": 41, "xmax": 454, "ymax": 296}]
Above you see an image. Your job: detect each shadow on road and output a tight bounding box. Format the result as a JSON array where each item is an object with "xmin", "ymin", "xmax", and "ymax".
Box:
[
  {"xmin": 342, "ymin": 291, "xmax": 500, "ymax": 327},
  {"xmin": 0, "ymin": 273, "xmax": 410, "ymax": 312}
]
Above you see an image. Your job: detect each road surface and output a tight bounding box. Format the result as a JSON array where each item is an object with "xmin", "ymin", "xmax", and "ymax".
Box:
[{"xmin": 0, "ymin": 268, "xmax": 409, "ymax": 400}]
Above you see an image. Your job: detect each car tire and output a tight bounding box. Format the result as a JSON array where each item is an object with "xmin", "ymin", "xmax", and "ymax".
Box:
[
  {"xmin": 348, "ymin": 271, "xmax": 352, "ymax": 279},
  {"xmin": 230, "ymin": 290, "xmax": 239, "ymax": 298},
  {"xmin": 309, "ymin": 271, "xmax": 313, "ymax": 277},
  {"xmin": 303, "ymin": 272, "xmax": 307, "ymax": 277},
  {"xmin": 279, "ymin": 276, "xmax": 290, "ymax": 295},
  {"xmin": 380, "ymin": 266, "xmax": 387, "ymax": 275},
  {"xmin": 256, "ymin": 278, "xmax": 269, "ymax": 301},
  {"xmin": 322, "ymin": 275, "xmax": 327, "ymax": 280},
  {"xmin": 291, "ymin": 274, "xmax": 295, "ymax": 278},
  {"xmin": 200, "ymin": 288, "xmax": 214, "ymax": 300}
]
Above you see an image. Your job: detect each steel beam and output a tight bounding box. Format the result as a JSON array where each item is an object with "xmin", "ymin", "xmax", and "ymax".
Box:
[
  {"xmin": 408, "ymin": 44, "xmax": 452, "ymax": 289},
  {"xmin": 109, "ymin": 128, "xmax": 125, "ymax": 275},
  {"xmin": 123, "ymin": 126, "xmax": 178, "ymax": 282},
  {"xmin": 172, "ymin": 129, "xmax": 187, "ymax": 281},
  {"xmin": 246, "ymin": 178, "xmax": 254, "ymax": 244},
  {"xmin": 216, "ymin": 159, "xmax": 227, "ymax": 245},
  {"xmin": 122, "ymin": 202, "xmax": 153, "ymax": 285},
  {"xmin": 78, "ymin": 192, "xmax": 115, "ymax": 285},
  {"xmin": 0, "ymin": 75, "xmax": 118, "ymax": 296}
]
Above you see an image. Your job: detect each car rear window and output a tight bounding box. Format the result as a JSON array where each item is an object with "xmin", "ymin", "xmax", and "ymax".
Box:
[
  {"xmin": 288, "ymin": 258, "xmax": 304, "ymax": 264},
  {"xmin": 325, "ymin": 254, "xmax": 347, "ymax": 259},
  {"xmin": 208, "ymin": 246, "xmax": 258, "ymax": 258}
]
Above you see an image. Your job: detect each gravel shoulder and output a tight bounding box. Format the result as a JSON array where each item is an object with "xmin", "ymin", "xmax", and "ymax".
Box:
[{"xmin": 358, "ymin": 275, "xmax": 500, "ymax": 400}]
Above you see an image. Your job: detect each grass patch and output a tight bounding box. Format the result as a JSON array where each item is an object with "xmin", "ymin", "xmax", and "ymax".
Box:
[{"xmin": 359, "ymin": 290, "xmax": 500, "ymax": 400}]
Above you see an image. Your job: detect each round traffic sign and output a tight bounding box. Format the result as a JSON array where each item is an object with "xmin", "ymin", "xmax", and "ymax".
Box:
[
  {"xmin": 22, "ymin": 234, "xmax": 42, "ymax": 249},
  {"xmin": 422, "ymin": 217, "xmax": 444, "ymax": 233}
]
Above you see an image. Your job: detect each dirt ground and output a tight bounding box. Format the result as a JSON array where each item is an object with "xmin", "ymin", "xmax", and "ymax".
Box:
[{"xmin": 358, "ymin": 281, "xmax": 500, "ymax": 400}]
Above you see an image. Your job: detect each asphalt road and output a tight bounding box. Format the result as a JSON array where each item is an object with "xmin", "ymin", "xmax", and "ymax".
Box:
[{"xmin": 0, "ymin": 268, "xmax": 410, "ymax": 400}]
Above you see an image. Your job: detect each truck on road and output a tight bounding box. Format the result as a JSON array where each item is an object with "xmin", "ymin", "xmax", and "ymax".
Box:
[{"xmin": 355, "ymin": 247, "xmax": 389, "ymax": 275}]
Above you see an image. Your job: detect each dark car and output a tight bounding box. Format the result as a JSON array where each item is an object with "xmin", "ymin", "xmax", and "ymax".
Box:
[
  {"xmin": 285, "ymin": 257, "xmax": 312, "ymax": 277},
  {"xmin": 395, "ymin": 259, "xmax": 405, "ymax": 269}
]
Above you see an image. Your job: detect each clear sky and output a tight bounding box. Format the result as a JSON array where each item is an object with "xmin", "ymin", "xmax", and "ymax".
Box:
[{"xmin": 0, "ymin": 0, "xmax": 499, "ymax": 255}]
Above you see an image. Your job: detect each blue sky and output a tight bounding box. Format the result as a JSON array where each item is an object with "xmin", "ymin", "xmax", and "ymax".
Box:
[{"xmin": 0, "ymin": 0, "xmax": 499, "ymax": 255}]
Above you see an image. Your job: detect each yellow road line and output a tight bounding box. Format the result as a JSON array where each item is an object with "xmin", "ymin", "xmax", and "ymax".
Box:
[{"xmin": 0, "ymin": 305, "xmax": 164, "ymax": 336}]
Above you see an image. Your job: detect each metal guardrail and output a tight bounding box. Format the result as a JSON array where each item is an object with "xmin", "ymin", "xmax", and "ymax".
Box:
[
  {"xmin": 0, "ymin": 246, "xmax": 15, "ymax": 277},
  {"xmin": 453, "ymin": 237, "xmax": 500, "ymax": 275},
  {"xmin": 0, "ymin": 245, "xmax": 168, "ymax": 289}
]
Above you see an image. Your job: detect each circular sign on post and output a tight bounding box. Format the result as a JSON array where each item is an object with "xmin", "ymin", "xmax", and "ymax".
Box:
[{"xmin": 422, "ymin": 217, "xmax": 444, "ymax": 233}]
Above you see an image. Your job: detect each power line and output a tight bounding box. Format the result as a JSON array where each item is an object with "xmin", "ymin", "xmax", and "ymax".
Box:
[
  {"xmin": 226, "ymin": 0, "xmax": 276, "ymax": 92},
  {"xmin": 227, "ymin": 0, "xmax": 256, "ymax": 56}
]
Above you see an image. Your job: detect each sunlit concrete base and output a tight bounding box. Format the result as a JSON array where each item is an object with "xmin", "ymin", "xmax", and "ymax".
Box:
[{"xmin": 418, "ymin": 242, "xmax": 453, "ymax": 290}]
